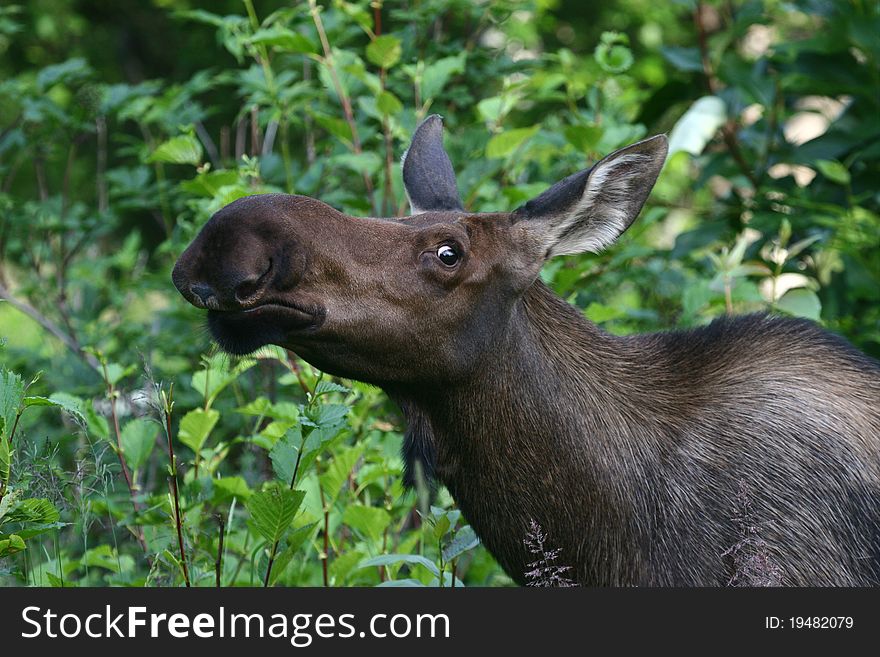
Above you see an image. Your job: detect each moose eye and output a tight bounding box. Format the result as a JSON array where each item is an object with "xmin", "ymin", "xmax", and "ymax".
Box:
[{"xmin": 436, "ymin": 245, "xmax": 460, "ymax": 266}]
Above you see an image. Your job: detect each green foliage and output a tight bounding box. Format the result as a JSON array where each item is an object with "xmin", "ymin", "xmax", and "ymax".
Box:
[{"xmin": 0, "ymin": 0, "xmax": 877, "ymax": 587}]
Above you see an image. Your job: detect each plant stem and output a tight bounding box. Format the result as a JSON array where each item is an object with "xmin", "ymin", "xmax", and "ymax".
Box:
[
  {"xmin": 162, "ymin": 384, "xmax": 190, "ymax": 587},
  {"xmin": 101, "ymin": 362, "xmax": 149, "ymax": 555},
  {"xmin": 215, "ymin": 514, "xmax": 225, "ymax": 587},
  {"xmin": 693, "ymin": 1, "xmax": 759, "ymax": 190},
  {"xmin": 308, "ymin": 0, "xmax": 377, "ymax": 213},
  {"xmin": 319, "ymin": 484, "xmax": 330, "ymax": 587}
]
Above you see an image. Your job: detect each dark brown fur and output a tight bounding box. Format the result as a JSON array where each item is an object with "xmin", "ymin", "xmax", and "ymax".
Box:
[{"xmin": 172, "ymin": 123, "xmax": 880, "ymax": 586}]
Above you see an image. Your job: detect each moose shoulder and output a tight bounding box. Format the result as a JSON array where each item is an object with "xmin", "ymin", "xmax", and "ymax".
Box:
[{"xmin": 172, "ymin": 115, "xmax": 880, "ymax": 586}]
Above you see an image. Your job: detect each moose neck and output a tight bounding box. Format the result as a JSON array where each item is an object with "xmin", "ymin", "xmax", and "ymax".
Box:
[{"xmin": 389, "ymin": 281, "xmax": 654, "ymax": 585}]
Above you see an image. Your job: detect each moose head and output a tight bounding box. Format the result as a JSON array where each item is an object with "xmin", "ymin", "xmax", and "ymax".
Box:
[{"xmin": 172, "ymin": 116, "xmax": 667, "ymax": 386}]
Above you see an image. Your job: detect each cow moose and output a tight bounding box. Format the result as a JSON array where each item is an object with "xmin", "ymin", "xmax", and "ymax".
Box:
[{"xmin": 172, "ymin": 115, "xmax": 880, "ymax": 586}]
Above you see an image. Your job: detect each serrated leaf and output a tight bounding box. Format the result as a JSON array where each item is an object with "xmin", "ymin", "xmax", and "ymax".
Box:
[
  {"xmin": 269, "ymin": 425, "xmax": 302, "ymax": 485},
  {"xmin": 178, "ymin": 408, "xmax": 220, "ymax": 455},
  {"xmin": 234, "ymin": 397, "xmax": 273, "ymax": 417},
  {"xmin": 190, "ymin": 354, "xmax": 256, "ymax": 406},
  {"xmin": 44, "ymin": 392, "xmax": 88, "ymax": 427},
  {"xmin": 268, "ymin": 523, "xmax": 317, "ymax": 585},
  {"xmin": 247, "ymin": 483, "xmax": 305, "ymax": 545},
  {"xmin": 148, "ymin": 134, "xmax": 203, "ymax": 165},
  {"xmin": 486, "ymin": 126, "xmax": 540, "ymax": 159},
  {"xmin": 0, "ymin": 488, "xmax": 21, "ymax": 524},
  {"xmin": 343, "ymin": 504, "xmax": 390, "ymax": 545},
  {"xmin": 0, "ymin": 368, "xmax": 25, "ymax": 443},
  {"xmin": 120, "ymin": 417, "xmax": 156, "ymax": 472},
  {"xmin": 776, "ymin": 288, "xmax": 822, "ymax": 321},
  {"xmin": 442, "ymin": 525, "xmax": 480, "ymax": 561},
  {"xmin": 366, "ymin": 35, "xmax": 402, "ymax": 69},
  {"xmin": 0, "ymin": 534, "xmax": 26, "ymax": 557},
  {"xmin": 81, "ymin": 544, "xmax": 120, "ymax": 572},
  {"xmin": 314, "ymin": 381, "xmax": 351, "ymax": 396},
  {"xmin": 319, "ymin": 444, "xmax": 364, "ymax": 504},
  {"xmin": 359, "ymin": 553, "xmax": 440, "ymax": 577},
  {"xmin": 7, "ymin": 498, "xmax": 60, "ymax": 524}
]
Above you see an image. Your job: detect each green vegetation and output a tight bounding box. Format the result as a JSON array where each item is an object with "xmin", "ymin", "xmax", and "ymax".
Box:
[{"xmin": 0, "ymin": 0, "xmax": 877, "ymax": 586}]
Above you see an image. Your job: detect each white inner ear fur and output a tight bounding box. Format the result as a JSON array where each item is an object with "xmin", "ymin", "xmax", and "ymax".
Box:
[
  {"xmin": 546, "ymin": 152, "xmax": 649, "ymax": 257},
  {"xmin": 400, "ymin": 148, "xmax": 424, "ymax": 215}
]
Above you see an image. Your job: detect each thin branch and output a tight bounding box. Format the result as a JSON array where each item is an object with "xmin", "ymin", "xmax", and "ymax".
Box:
[
  {"xmin": 0, "ymin": 283, "xmax": 99, "ymax": 369},
  {"xmin": 694, "ymin": 1, "xmax": 759, "ymax": 189},
  {"xmin": 194, "ymin": 120, "xmax": 221, "ymax": 169},
  {"xmin": 162, "ymin": 384, "xmax": 191, "ymax": 587}
]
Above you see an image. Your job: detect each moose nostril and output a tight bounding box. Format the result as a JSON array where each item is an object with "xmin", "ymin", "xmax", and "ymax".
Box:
[
  {"xmin": 191, "ymin": 284, "xmax": 216, "ymax": 306},
  {"xmin": 234, "ymin": 259, "xmax": 273, "ymax": 302}
]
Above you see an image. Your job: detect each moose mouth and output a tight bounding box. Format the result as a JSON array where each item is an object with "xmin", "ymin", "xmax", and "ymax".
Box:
[{"xmin": 206, "ymin": 301, "xmax": 325, "ymax": 355}]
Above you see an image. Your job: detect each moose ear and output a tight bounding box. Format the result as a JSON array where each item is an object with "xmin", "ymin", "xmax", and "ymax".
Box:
[
  {"xmin": 401, "ymin": 114, "xmax": 463, "ymax": 214},
  {"xmin": 513, "ymin": 135, "xmax": 668, "ymax": 257}
]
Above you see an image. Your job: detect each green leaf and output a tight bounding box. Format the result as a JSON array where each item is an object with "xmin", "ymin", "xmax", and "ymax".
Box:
[
  {"xmin": 247, "ymin": 483, "xmax": 305, "ymax": 545},
  {"xmin": 563, "ymin": 124, "xmax": 603, "ymax": 153},
  {"xmin": 81, "ymin": 544, "xmax": 120, "ymax": 572},
  {"xmin": 432, "ymin": 514, "xmax": 451, "ymax": 541},
  {"xmin": 776, "ymin": 288, "xmax": 822, "ymax": 321},
  {"xmin": 212, "ymin": 476, "xmax": 252, "ymax": 503},
  {"xmin": 249, "ymin": 26, "xmax": 317, "ymax": 54},
  {"xmin": 358, "ymin": 553, "xmax": 440, "ymax": 577},
  {"xmin": 331, "ymin": 152, "xmax": 383, "ymax": 175},
  {"xmin": 815, "ymin": 159, "xmax": 851, "ymax": 186},
  {"xmin": 45, "ymin": 392, "xmax": 88, "ymax": 427},
  {"xmin": 269, "ymin": 425, "xmax": 302, "ymax": 485},
  {"xmin": 594, "ymin": 32, "xmax": 633, "ymax": 74},
  {"xmin": 660, "ymin": 46, "xmax": 703, "ymax": 72},
  {"xmin": 319, "ymin": 444, "xmax": 364, "ymax": 504},
  {"xmin": 343, "ymin": 504, "xmax": 391, "ymax": 545},
  {"xmin": 0, "ymin": 533, "xmax": 26, "ymax": 557},
  {"xmin": 442, "ymin": 525, "xmax": 480, "ymax": 561},
  {"xmin": 103, "ymin": 363, "xmax": 136, "ymax": 386},
  {"xmin": 376, "ymin": 90, "xmax": 403, "ymax": 116},
  {"xmin": 312, "ymin": 113, "xmax": 353, "ymax": 144},
  {"xmin": 268, "ymin": 522, "xmax": 317, "ymax": 585},
  {"xmin": 148, "ymin": 133, "xmax": 203, "ymax": 165},
  {"xmin": 119, "ymin": 418, "xmax": 156, "ymax": 472},
  {"xmin": 314, "ymin": 381, "xmax": 350, "ymax": 396},
  {"xmin": 0, "ymin": 368, "xmax": 25, "ymax": 443},
  {"xmin": 178, "ymin": 408, "xmax": 220, "ymax": 455},
  {"xmin": 190, "ymin": 354, "xmax": 256, "ymax": 405},
  {"xmin": 421, "ymin": 53, "xmax": 466, "ymax": 100},
  {"xmin": 366, "ymin": 35, "xmax": 402, "ymax": 69},
  {"xmin": 377, "ymin": 578, "xmax": 427, "ymax": 587},
  {"xmin": 6, "ymin": 498, "xmax": 60, "ymax": 524},
  {"xmin": 486, "ymin": 126, "xmax": 540, "ymax": 159},
  {"xmin": 0, "ymin": 488, "xmax": 20, "ymax": 524},
  {"xmin": 584, "ymin": 302, "xmax": 626, "ymax": 323}
]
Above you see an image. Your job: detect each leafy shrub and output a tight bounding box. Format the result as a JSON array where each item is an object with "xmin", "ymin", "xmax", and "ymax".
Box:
[{"xmin": 0, "ymin": 0, "xmax": 877, "ymax": 586}]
